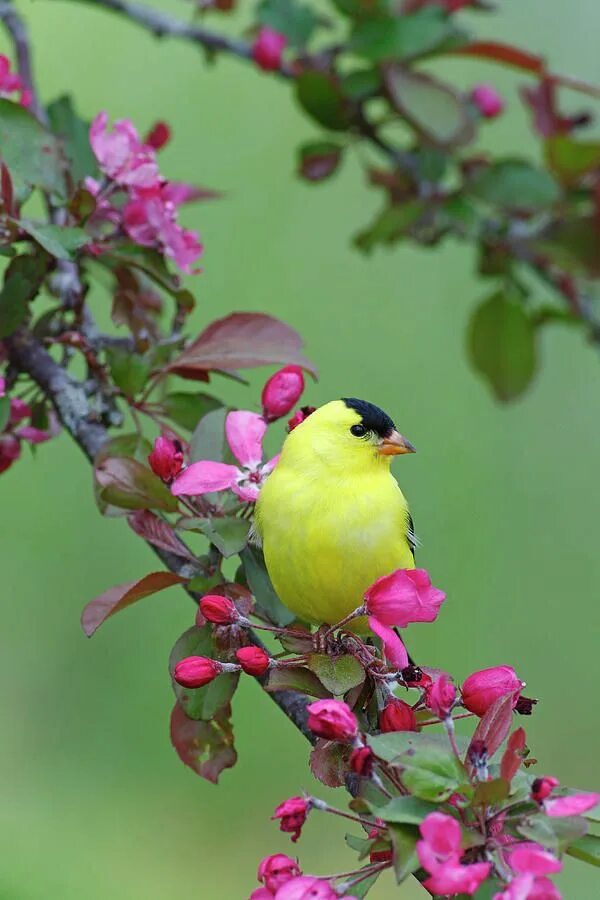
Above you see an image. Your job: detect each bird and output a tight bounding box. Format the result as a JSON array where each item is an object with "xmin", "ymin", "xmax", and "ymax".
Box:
[{"xmin": 254, "ymin": 397, "xmax": 417, "ymax": 627}]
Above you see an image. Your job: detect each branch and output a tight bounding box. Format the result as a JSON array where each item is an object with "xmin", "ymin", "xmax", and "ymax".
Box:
[{"xmin": 0, "ymin": 1, "xmax": 46, "ymax": 123}]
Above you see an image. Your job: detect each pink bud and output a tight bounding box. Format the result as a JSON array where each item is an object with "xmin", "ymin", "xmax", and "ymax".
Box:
[
  {"xmin": 307, "ymin": 699, "xmax": 358, "ymax": 742},
  {"xmin": 426, "ymin": 674, "xmax": 457, "ymax": 720},
  {"xmin": 364, "ymin": 568, "xmax": 445, "ymax": 628},
  {"xmin": 287, "ymin": 406, "xmax": 316, "ymax": 432},
  {"xmin": 0, "ymin": 434, "xmax": 20, "ymax": 473},
  {"xmin": 471, "ymin": 83, "xmax": 505, "ymax": 119},
  {"xmin": 199, "ymin": 594, "xmax": 239, "ymax": 625},
  {"xmin": 9, "ymin": 397, "xmax": 31, "ymax": 424},
  {"xmin": 531, "ymin": 776, "xmax": 559, "ymax": 804},
  {"xmin": 236, "ymin": 646, "xmax": 271, "ymax": 676},
  {"xmin": 349, "ymin": 745, "xmax": 374, "ymax": 777},
  {"xmin": 173, "ymin": 655, "xmax": 221, "ymax": 688},
  {"xmin": 252, "ymin": 27, "xmax": 287, "ymax": 72},
  {"xmin": 261, "ymin": 366, "xmax": 305, "ymax": 422},
  {"xmin": 258, "ymin": 854, "xmax": 301, "ymax": 893},
  {"xmin": 461, "ymin": 665, "xmax": 523, "ymax": 717},
  {"xmin": 0, "ymin": 375, "xmax": 5, "ymax": 397},
  {"xmin": 272, "ymin": 796, "xmax": 310, "ymax": 843},
  {"xmin": 379, "ymin": 698, "xmax": 418, "ymax": 733},
  {"xmin": 148, "ymin": 435, "xmax": 184, "ymax": 484},
  {"xmin": 145, "ymin": 121, "xmax": 171, "ymax": 150}
]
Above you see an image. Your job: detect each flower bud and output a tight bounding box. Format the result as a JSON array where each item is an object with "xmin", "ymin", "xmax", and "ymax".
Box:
[
  {"xmin": 531, "ymin": 776, "xmax": 560, "ymax": 804},
  {"xmin": 307, "ymin": 699, "xmax": 358, "ymax": 742},
  {"xmin": 173, "ymin": 655, "xmax": 221, "ymax": 688},
  {"xmin": 288, "ymin": 406, "xmax": 316, "ymax": 432},
  {"xmin": 148, "ymin": 435, "xmax": 184, "ymax": 484},
  {"xmin": 261, "ymin": 365, "xmax": 305, "ymax": 422},
  {"xmin": 200, "ymin": 594, "xmax": 239, "ymax": 625},
  {"xmin": 0, "ymin": 434, "xmax": 20, "ymax": 474},
  {"xmin": 272, "ymin": 796, "xmax": 310, "ymax": 843},
  {"xmin": 471, "ymin": 83, "xmax": 504, "ymax": 119},
  {"xmin": 252, "ymin": 27, "xmax": 287, "ymax": 72},
  {"xmin": 461, "ymin": 665, "xmax": 523, "ymax": 717},
  {"xmin": 349, "ymin": 745, "xmax": 374, "ymax": 777},
  {"xmin": 275, "ymin": 876, "xmax": 339, "ymax": 899},
  {"xmin": 236, "ymin": 645, "xmax": 271, "ymax": 676},
  {"xmin": 379, "ymin": 698, "xmax": 417, "ymax": 733},
  {"xmin": 426, "ymin": 674, "xmax": 457, "ymax": 720},
  {"xmin": 9, "ymin": 397, "xmax": 31, "ymax": 424},
  {"xmin": 368, "ymin": 826, "xmax": 393, "ymax": 864},
  {"xmin": 257, "ymin": 853, "xmax": 301, "ymax": 893},
  {"xmin": 145, "ymin": 121, "xmax": 171, "ymax": 150}
]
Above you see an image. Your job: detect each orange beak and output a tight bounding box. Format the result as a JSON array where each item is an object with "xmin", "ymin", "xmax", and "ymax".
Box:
[{"xmin": 378, "ymin": 430, "xmax": 416, "ymax": 456}]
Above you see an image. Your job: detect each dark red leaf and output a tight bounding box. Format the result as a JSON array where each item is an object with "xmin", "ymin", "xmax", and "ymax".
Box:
[
  {"xmin": 500, "ymin": 727, "xmax": 527, "ymax": 782},
  {"xmin": 1, "ymin": 162, "xmax": 14, "ymax": 216},
  {"xmin": 167, "ymin": 312, "xmax": 317, "ymax": 379},
  {"xmin": 170, "ymin": 701, "xmax": 237, "ymax": 783},
  {"xmin": 466, "ymin": 691, "xmax": 518, "ymax": 768},
  {"xmin": 127, "ymin": 510, "xmax": 197, "ymax": 564},
  {"xmin": 310, "ymin": 739, "xmax": 351, "ymax": 787},
  {"xmin": 81, "ymin": 571, "xmax": 187, "ymax": 636}
]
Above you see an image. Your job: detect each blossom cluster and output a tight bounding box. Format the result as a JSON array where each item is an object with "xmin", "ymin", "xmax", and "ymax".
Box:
[{"xmin": 0, "ymin": 377, "xmax": 55, "ymax": 475}]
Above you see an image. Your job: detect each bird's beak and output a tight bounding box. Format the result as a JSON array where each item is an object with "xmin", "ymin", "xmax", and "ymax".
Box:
[{"xmin": 378, "ymin": 430, "xmax": 416, "ymax": 456}]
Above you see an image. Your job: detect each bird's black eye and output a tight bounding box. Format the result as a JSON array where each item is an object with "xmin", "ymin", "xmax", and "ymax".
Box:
[{"xmin": 350, "ymin": 423, "xmax": 368, "ymax": 438}]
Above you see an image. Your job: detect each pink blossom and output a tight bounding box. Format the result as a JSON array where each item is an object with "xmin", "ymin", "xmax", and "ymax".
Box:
[
  {"xmin": 368, "ymin": 616, "xmax": 409, "ymax": 669},
  {"xmin": 252, "ymin": 28, "xmax": 287, "ymax": 72},
  {"xmin": 471, "ymin": 83, "xmax": 505, "ymax": 119},
  {"xmin": 250, "ymin": 890, "xmax": 274, "ymax": 900},
  {"xmin": 0, "ymin": 55, "xmax": 31, "ymax": 106},
  {"xmin": 171, "ymin": 410, "xmax": 278, "ymax": 502},
  {"xmin": 272, "ymin": 797, "xmax": 310, "ymax": 843},
  {"xmin": 544, "ymin": 792, "xmax": 600, "ymax": 817},
  {"xmin": 426, "ymin": 674, "xmax": 457, "ymax": 719},
  {"xmin": 123, "ymin": 186, "xmax": 203, "ymax": 273},
  {"xmin": 257, "ymin": 854, "xmax": 301, "ymax": 894},
  {"xmin": 148, "ymin": 435, "xmax": 185, "ymax": 484},
  {"xmin": 423, "ymin": 861, "xmax": 492, "ymax": 896},
  {"xmin": 9, "ymin": 397, "xmax": 31, "ymax": 424},
  {"xmin": 0, "ymin": 434, "xmax": 20, "ymax": 473},
  {"xmin": 274, "ymin": 877, "xmax": 350, "ymax": 899},
  {"xmin": 461, "ymin": 666, "xmax": 523, "ymax": 717},
  {"xmin": 89, "ymin": 112, "xmax": 159, "ymax": 188},
  {"xmin": 262, "ymin": 366, "xmax": 305, "ymax": 422},
  {"xmin": 162, "ymin": 181, "xmax": 216, "ymax": 206},
  {"xmin": 364, "ymin": 568, "xmax": 445, "ymax": 627},
  {"xmin": 15, "ymin": 425, "xmax": 52, "ymax": 444},
  {"xmin": 508, "ymin": 844, "xmax": 562, "ymax": 876},
  {"xmin": 417, "ymin": 812, "xmax": 491, "ymax": 896},
  {"xmin": 494, "ymin": 874, "xmax": 561, "ymax": 899},
  {"xmin": 0, "ymin": 376, "xmax": 5, "ymax": 397},
  {"xmin": 306, "ymin": 699, "xmax": 358, "ymax": 742}
]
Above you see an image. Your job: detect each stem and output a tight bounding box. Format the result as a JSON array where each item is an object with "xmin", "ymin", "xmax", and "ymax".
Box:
[
  {"xmin": 312, "ymin": 800, "xmax": 385, "ymax": 831},
  {"xmin": 444, "ymin": 716, "xmax": 462, "ymax": 761},
  {"xmin": 323, "ymin": 605, "xmax": 365, "ymax": 638}
]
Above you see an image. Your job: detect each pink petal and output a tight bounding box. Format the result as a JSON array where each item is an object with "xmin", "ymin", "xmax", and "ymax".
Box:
[
  {"xmin": 231, "ymin": 481, "xmax": 261, "ymax": 502},
  {"xmin": 423, "ymin": 861, "xmax": 492, "ymax": 896},
  {"xmin": 170, "ymin": 460, "xmax": 240, "ymax": 496},
  {"xmin": 226, "ymin": 410, "xmax": 267, "ymax": 468},
  {"xmin": 419, "ymin": 811, "xmax": 462, "ymax": 860},
  {"xmin": 509, "ymin": 844, "xmax": 562, "ymax": 876},
  {"xmin": 261, "ymin": 454, "xmax": 280, "ymax": 476},
  {"xmin": 369, "ymin": 616, "xmax": 409, "ymax": 669},
  {"xmin": 545, "ymin": 793, "xmax": 600, "ymax": 817},
  {"xmin": 15, "ymin": 425, "xmax": 52, "ymax": 444}
]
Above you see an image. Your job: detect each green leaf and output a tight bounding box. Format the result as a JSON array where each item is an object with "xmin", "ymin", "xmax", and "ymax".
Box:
[
  {"xmin": 47, "ymin": 94, "xmax": 98, "ymax": 184},
  {"xmin": 567, "ymin": 834, "xmax": 600, "ymax": 867},
  {"xmin": 296, "ymin": 72, "xmax": 351, "ymax": 131},
  {"xmin": 188, "ymin": 516, "xmax": 251, "ymax": 558},
  {"xmin": 341, "ymin": 68, "xmax": 382, "ymax": 101},
  {"xmin": 265, "ymin": 665, "xmax": 331, "ymax": 698},
  {"xmin": 0, "ymin": 99, "xmax": 65, "ymax": 199},
  {"xmin": 169, "ymin": 625, "xmax": 239, "ymax": 720},
  {"xmin": 545, "ymin": 135, "xmax": 600, "ymax": 185},
  {"xmin": 377, "ymin": 795, "xmax": 438, "ymax": 825},
  {"xmin": 473, "ymin": 778, "xmax": 509, "ymax": 807},
  {"xmin": 186, "ymin": 566, "xmax": 224, "ymax": 595},
  {"xmin": 346, "ymin": 869, "xmax": 382, "ymax": 898},
  {"xmin": 0, "ymin": 395, "xmax": 10, "ymax": 432},
  {"xmin": 533, "ymin": 217, "xmax": 600, "ymax": 278},
  {"xmin": 106, "ymin": 346, "xmax": 151, "ymax": 398},
  {"xmin": 388, "ymin": 824, "xmax": 420, "ymax": 883},
  {"xmin": 240, "ymin": 545, "xmax": 296, "ymax": 626},
  {"xmin": 297, "ymin": 141, "xmax": 343, "ymax": 183},
  {"xmin": 330, "ymin": 0, "xmax": 388, "ymax": 17},
  {"xmin": 518, "ymin": 814, "xmax": 588, "ymax": 853},
  {"xmin": 383, "ymin": 64, "xmax": 474, "ymax": 148},
  {"xmin": 95, "ymin": 456, "xmax": 179, "ymax": 512},
  {"xmin": 0, "ymin": 253, "xmax": 48, "ymax": 338},
  {"xmin": 81, "ymin": 571, "xmax": 187, "ymax": 636},
  {"xmin": 368, "ymin": 730, "xmax": 468, "ymax": 763},
  {"xmin": 467, "ymin": 290, "xmax": 537, "ymax": 402},
  {"xmin": 257, "ymin": 0, "xmax": 319, "ymax": 47},
  {"xmin": 19, "ymin": 220, "xmax": 88, "ymax": 261},
  {"xmin": 345, "ymin": 833, "xmax": 373, "ymax": 857},
  {"xmin": 307, "ymin": 653, "xmax": 365, "ymax": 696},
  {"xmin": 189, "ymin": 406, "xmax": 230, "ymax": 464},
  {"xmin": 161, "ymin": 391, "xmax": 223, "ymax": 431},
  {"xmin": 170, "ymin": 701, "xmax": 236, "ymax": 783},
  {"xmin": 354, "ymin": 202, "xmax": 424, "ymax": 255},
  {"xmin": 350, "ymin": 9, "xmax": 460, "ymax": 63},
  {"xmin": 469, "ymin": 159, "xmax": 561, "ymax": 211},
  {"xmin": 400, "ymin": 744, "xmax": 468, "ymax": 803}
]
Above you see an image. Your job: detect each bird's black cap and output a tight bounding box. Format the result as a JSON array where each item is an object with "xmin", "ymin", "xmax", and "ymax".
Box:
[{"xmin": 341, "ymin": 397, "xmax": 395, "ymax": 438}]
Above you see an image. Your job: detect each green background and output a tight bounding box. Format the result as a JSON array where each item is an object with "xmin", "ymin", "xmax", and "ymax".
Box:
[{"xmin": 2, "ymin": 1, "xmax": 600, "ymax": 897}]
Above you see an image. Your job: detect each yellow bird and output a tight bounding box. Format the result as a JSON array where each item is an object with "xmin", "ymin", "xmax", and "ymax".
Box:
[{"xmin": 255, "ymin": 398, "xmax": 416, "ymax": 626}]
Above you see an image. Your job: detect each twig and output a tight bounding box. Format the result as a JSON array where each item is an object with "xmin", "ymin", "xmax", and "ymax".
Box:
[{"xmin": 0, "ymin": 0, "xmax": 46, "ymax": 123}]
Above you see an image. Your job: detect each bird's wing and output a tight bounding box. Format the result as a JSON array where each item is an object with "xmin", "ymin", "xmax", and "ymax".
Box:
[{"xmin": 407, "ymin": 512, "xmax": 420, "ymax": 561}]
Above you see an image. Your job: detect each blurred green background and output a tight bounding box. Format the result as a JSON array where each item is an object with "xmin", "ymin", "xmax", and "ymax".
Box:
[{"xmin": 2, "ymin": 1, "xmax": 600, "ymax": 897}]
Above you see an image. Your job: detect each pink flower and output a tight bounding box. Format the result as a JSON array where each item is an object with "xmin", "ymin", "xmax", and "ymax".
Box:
[
  {"xmin": 173, "ymin": 655, "xmax": 222, "ymax": 688},
  {"xmin": 531, "ymin": 777, "xmax": 559, "ymax": 804},
  {"xmin": 368, "ymin": 616, "xmax": 409, "ymax": 669},
  {"xmin": 471, "ymin": 83, "xmax": 505, "ymax": 119},
  {"xmin": 9, "ymin": 397, "xmax": 31, "ymax": 424},
  {"xmin": 262, "ymin": 366, "xmax": 305, "ymax": 422},
  {"xmin": 171, "ymin": 410, "xmax": 278, "ymax": 502},
  {"xmin": 426, "ymin": 674, "xmax": 457, "ymax": 720},
  {"xmin": 122, "ymin": 188, "xmax": 203, "ymax": 274},
  {"xmin": 272, "ymin": 796, "xmax": 310, "ymax": 843},
  {"xmin": 89, "ymin": 112, "xmax": 159, "ymax": 188},
  {"xmin": 0, "ymin": 434, "xmax": 20, "ymax": 473},
  {"xmin": 461, "ymin": 666, "xmax": 523, "ymax": 717},
  {"xmin": 288, "ymin": 406, "xmax": 316, "ymax": 432},
  {"xmin": 307, "ymin": 699, "xmax": 358, "ymax": 742},
  {"xmin": 379, "ymin": 698, "xmax": 417, "ymax": 733},
  {"xmin": 199, "ymin": 594, "xmax": 239, "ymax": 625},
  {"xmin": 417, "ymin": 812, "xmax": 491, "ymax": 896},
  {"xmin": 0, "ymin": 55, "xmax": 31, "ymax": 106},
  {"xmin": 15, "ymin": 425, "xmax": 52, "ymax": 444},
  {"xmin": 545, "ymin": 792, "xmax": 600, "ymax": 817},
  {"xmin": 508, "ymin": 844, "xmax": 561, "ymax": 877},
  {"xmin": 236, "ymin": 646, "xmax": 271, "ymax": 676},
  {"xmin": 148, "ymin": 435, "xmax": 184, "ymax": 484},
  {"xmin": 252, "ymin": 28, "xmax": 287, "ymax": 72},
  {"xmin": 494, "ymin": 874, "xmax": 561, "ymax": 900},
  {"xmin": 257, "ymin": 854, "xmax": 301, "ymax": 894},
  {"xmin": 364, "ymin": 568, "xmax": 445, "ymax": 627},
  {"xmin": 424, "ymin": 861, "xmax": 492, "ymax": 896},
  {"xmin": 274, "ymin": 877, "xmax": 345, "ymax": 899},
  {"xmin": 250, "ymin": 890, "xmax": 274, "ymax": 900}
]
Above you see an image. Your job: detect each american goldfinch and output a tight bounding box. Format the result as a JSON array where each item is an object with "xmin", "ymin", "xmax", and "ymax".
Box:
[{"xmin": 255, "ymin": 398, "xmax": 416, "ymax": 626}]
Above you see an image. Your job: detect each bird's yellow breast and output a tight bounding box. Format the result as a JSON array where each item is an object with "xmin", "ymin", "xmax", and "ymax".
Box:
[{"xmin": 256, "ymin": 464, "xmax": 414, "ymax": 626}]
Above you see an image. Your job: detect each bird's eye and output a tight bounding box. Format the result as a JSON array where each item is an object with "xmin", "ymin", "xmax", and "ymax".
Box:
[{"xmin": 350, "ymin": 423, "xmax": 368, "ymax": 438}]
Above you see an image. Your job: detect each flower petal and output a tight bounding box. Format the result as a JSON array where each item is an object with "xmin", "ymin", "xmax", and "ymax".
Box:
[
  {"xmin": 171, "ymin": 460, "xmax": 239, "ymax": 496},
  {"xmin": 226, "ymin": 410, "xmax": 267, "ymax": 468},
  {"xmin": 545, "ymin": 793, "xmax": 600, "ymax": 817},
  {"xmin": 261, "ymin": 453, "xmax": 280, "ymax": 476},
  {"xmin": 232, "ymin": 481, "xmax": 261, "ymax": 502},
  {"xmin": 368, "ymin": 616, "xmax": 409, "ymax": 669}
]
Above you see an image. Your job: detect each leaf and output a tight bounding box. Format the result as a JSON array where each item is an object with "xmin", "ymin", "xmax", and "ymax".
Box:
[
  {"xmin": 451, "ymin": 40, "xmax": 543, "ymax": 75},
  {"xmin": 467, "ymin": 291, "xmax": 537, "ymax": 402},
  {"xmin": 310, "ymin": 740, "xmax": 350, "ymax": 787},
  {"xmin": 265, "ymin": 665, "xmax": 331, "ymax": 698},
  {"xmin": 169, "ymin": 625, "xmax": 239, "ymax": 720},
  {"xmin": 401, "ymin": 744, "xmax": 468, "ymax": 803},
  {"xmin": 467, "ymin": 692, "xmax": 519, "ymax": 765},
  {"xmin": 81, "ymin": 571, "xmax": 186, "ymax": 636},
  {"xmin": 469, "ymin": 159, "xmax": 561, "ymax": 211},
  {"xmin": 240, "ymin": 545, "xmax": 296, "ymax": 626},
  {"xmin": 377, "ymin": 795, "xmax": 438, "ymax": 825},
  {"xmin": 345, "ymin": 833, "xmax": 373, "ymax": 857},
  {"xmin": 388, "ymin": 824, "xmax": 420, "ymax": 884},
  {"xmin": 168, "ymin": 312, "xmax": 316, "ymax": 378},
  {"xmin": 189, "ymin": 406, "xmax": 230, "ymax": 464},
  {"xmin": 105, "ymin": 346, "xmax": 151, "ymax": 397},
  {"xmin": 95, "ymin": 456, "xmax": 179, "ymax": 512},
  {"xmin": 0, "ymin": 395, "xmax": 10, "ymax": 433},
  {"xmin": 534, "ymin": 217, "xmax": 600, "ymax": 278},
  {"xmin": 0, "ymin": 253, "xmax": 48, "ymax": 338},
  {"xmin": 567, "ymin": 834, "xmax": 600, "ymax": 867},
  {"xmin": 500, "ymin": 727, "xmax": 527, "ymax": 782},
  {"xmin": 18, "ymin": 220, "xmax": 87, "ymax": 260},
  {"xmin": 0, "ymin": 99, "xmax": 65, "ymax": 199},
  {"xmin": 127, "ymin": 510, "xmax": 197, "ymax": 563},
  {"xmin": 188, "ymin": 516, "xmax": 251, "ymax": 558},
  {"xmin": 473, "ymin": 778, "xmax": 509, "ymax": 807},
  {"xmin": 383, "ymin": 65, "xmax": 474, "ymax": 148},
  {"xmin": 545, "ymin": 135, "xmax": 600, "ymax": 186},
  {"xmin": 47, "ymin": 94, "xmax": 98, "ymax": 184},
  {"xmin": 170, "ymin": 701, "xmax": 237, "ymax": 783},
  {"xmin": 161, "ymin": 391, "xmax": 223, "ymax": 431},
  {"xmin": 350, "ymin": 9, "xmax": 460, "ymax": 63},
  {"xmin": 518, "ymin": 815, "xmax": 588, "ymax": 853},
  {"xmin": 368, "ymin": 730, "xmax": 468, "ymax": 763},
  {"xmin": 295, "ymin": 72, "xmax": 351, "ymax": 132},
  {"xmin": 354, "ymin": 202, "xmax": 424, "ymax": 254},
  {"xmin": 297, "ymin": 141, "xmax": 343, "ymax": 183},
  {"xmin": 346, "ymin": 870, "xmax": 382, "ymax": 898},
  {"xmin": 257, "ymin": 0, "xmax": 318, "ymax": 47},
  {"xmin": 307, "ymin": 653, "xmax": 365, "ymax": 696}
]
